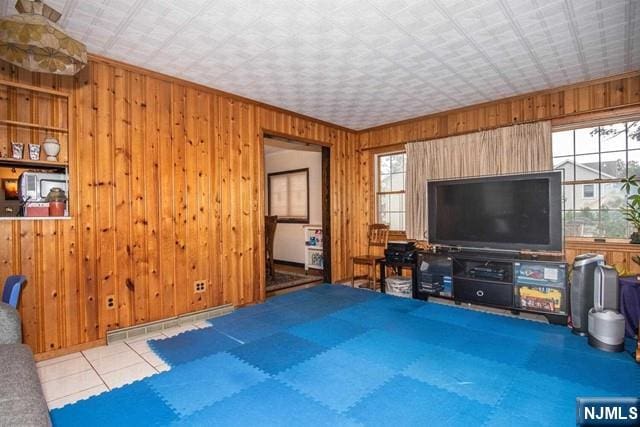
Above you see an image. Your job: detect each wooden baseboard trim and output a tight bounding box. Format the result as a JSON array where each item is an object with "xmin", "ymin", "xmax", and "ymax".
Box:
[{"xmin": 34, "ymin": 339, "xmax": 106, "ymax": 361}]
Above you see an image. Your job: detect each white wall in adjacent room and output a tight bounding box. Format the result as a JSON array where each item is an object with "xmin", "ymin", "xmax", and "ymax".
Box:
[{"xmin": 264, "ymin": 145, "xmax": 322, "ymax": 264}]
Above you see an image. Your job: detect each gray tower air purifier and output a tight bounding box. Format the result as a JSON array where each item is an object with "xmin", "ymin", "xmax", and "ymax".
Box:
[
  {"xmin": 570, "ymin": 254, "xmax": 605, "ymax": 335},
  {"xmin": 587, "ymin": 264, "xmax": 625, "ymax": 352}
]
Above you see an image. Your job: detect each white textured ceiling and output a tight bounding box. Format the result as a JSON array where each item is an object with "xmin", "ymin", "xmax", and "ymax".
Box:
[{"xmin": 2, "ymin": 0, "xmax": 638, "ymax": 130}]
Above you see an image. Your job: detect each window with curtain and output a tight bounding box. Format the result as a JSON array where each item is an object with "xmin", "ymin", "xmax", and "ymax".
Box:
[
  {"xmin": 552, "ymin": 119, "xmax": 640, "ymax": 238},
  {"xmin": 376, "ymin": 152, "xmax": 406, "ymax": 231},
  {"xmin": 268, "ymin": 168, "xmax": 309, "ymax": 223}
]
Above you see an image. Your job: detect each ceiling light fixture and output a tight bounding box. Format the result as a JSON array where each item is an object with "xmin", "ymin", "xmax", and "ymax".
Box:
[{"xmin": 0, "ymin": 0, "xmax": 87, "ymax": 75}]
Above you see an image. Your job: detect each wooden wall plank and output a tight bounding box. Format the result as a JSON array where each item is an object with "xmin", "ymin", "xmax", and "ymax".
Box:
[
  {"xmin": 94, "ymin": 63, "xmax": 118, "ymax": 333},
  {"xmin": 130, "ymin": 71, "xmax": 148, "ymax": 324},
  {"xmin": 156, "ymin": 77, "xmax": 177, "ymax": 319},
  {"xmin": 75, "ymin": 65, "xmax": 99, "ymax": 344},
  {"xmin": 194, "ymin": 90, "xmax": 211, "ymax": 309},
  {"xmin": 113, "ymin": 66, "xmax": 133, "ymax": 327},
  {"xmin": 209, "ymin": 95, "xmax": 223, "ymax": 307},
  {"xmin": 171, "ymin": 84, "xmax": 188, "ymax": 315},
  {"xmin": 0, "ymin": 222, "xmax": 13, "ymax": 290},
  {"xmin": 144, "ymin": 77, "xmax": 162, "ymax": 322},
  {"xmin": 41, "ymin": 221, "xmax": 61, "ymax": 352},
  {"xmin": 19, "ymin": 222, "xmax": 40, "ymax": 350},
  {"xmin": 184, "ymin": 87, "xmax": 203, "ymax": 312},
  {"xmin": 56, "ymin": 68, "xmax": 79, "ymax": 349}
]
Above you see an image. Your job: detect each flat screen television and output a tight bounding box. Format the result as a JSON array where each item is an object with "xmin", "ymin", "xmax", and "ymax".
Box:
[{"xmin": 427, "ymin": 171, "xmax": 562, "ymax": 252}]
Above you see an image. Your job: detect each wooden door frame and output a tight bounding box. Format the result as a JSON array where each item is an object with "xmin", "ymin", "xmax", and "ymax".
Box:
[{"xmin": 258, "ymin": 129, "xmax": 332, "ymax": 300}]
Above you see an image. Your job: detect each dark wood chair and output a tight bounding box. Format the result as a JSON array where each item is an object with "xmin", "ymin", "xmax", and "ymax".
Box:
[
  {"xmin": 265, "ymin": 216, "xmax": 278, "ymax": 279},
  {"xmin": 351, "ymin": 224, "xmax": 390, "ymax": 290}
]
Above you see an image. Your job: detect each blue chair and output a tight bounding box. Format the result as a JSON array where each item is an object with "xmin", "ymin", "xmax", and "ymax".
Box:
[{"xmin": 2, "ymin": 275, "xmax": 26, "ymax": 308}]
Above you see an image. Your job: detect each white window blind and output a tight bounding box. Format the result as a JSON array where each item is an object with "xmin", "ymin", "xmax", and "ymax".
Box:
[{"xmin": 269, "ymin": 169, "xmax": 308, "ymax": 222}]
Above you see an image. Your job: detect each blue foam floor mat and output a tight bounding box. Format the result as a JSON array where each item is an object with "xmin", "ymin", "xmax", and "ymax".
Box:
[{"xmin": 51, "ymin": 284, "xmax": 640, "ymax": 426}]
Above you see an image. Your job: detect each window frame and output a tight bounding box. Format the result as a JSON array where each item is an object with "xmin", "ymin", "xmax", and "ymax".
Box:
[
  {"xmin": 267, "ymin": 168, "xmax": 310, "ymax": 224},
  {"xmin": 582, "ymin": 183, "xmax": 595, "ymax": 199},
  {"xmin": 375, "ymin": 151, "xmax": 407, "ymax": 232},
  {"xmin": 553, "ymin": 116, "xmax": 640, "ymax": 239}
]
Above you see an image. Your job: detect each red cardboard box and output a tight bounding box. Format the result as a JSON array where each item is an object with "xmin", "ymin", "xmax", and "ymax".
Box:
[{"xmin": 24, "ymin": 202, "xmax": 49, "ymax": 217}]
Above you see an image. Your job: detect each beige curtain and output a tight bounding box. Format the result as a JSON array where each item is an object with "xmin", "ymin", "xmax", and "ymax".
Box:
[{"xmin": 405, "ymin": 121, "xmax": 552, "ymax": 240}]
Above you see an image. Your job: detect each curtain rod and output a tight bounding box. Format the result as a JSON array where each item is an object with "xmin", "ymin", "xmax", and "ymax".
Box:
[{"xmin": 400, "ymin": 120, "xmax": 548, "ymax": 146}]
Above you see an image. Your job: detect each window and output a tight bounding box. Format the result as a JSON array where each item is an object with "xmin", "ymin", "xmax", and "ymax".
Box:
[
  {"xmin": 553, "ymin": 119, "xmax": 640, "ymax": 238},
  {"xmin": 268, "ymin": 168, "xmax": 309, "ymax": 223},
  {"xmin": 582, "ymin": 184, "xmax": 595, "ymax": 199},
  {"xmin": 376, "ymin": 152, "xmax": 406, "ymax": 231}
]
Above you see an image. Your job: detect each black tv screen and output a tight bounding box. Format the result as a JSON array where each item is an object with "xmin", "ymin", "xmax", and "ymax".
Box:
[{"xmin": 427, "ymin": 172, "xmax": 562, "ymax": 252}]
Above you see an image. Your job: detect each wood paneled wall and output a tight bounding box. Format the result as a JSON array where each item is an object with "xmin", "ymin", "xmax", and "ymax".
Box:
[
  {"xmin": 0, "ymin": 57, "xmax": 361, "ymax": 356},
  {"xmin": 565, "ymin": 240, "xmax": 640, "ymax": 275},
  {"xmin": 359, "ymin": 71, "xmax": 640, "ymax": 150},
  {"xmin": 352, "ymin": 72, "xmax": 640, "ymax": 263}
]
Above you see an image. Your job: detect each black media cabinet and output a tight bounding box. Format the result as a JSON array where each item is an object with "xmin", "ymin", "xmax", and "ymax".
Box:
[{"xmin": 413, "ymin": 249, "xmax": 568, "ymax": 325}]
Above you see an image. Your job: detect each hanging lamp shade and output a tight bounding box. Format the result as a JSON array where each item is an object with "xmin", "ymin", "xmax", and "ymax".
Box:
[{"xmin": 0, "ymin": 0, "xmax": 87, "ymax": 75}]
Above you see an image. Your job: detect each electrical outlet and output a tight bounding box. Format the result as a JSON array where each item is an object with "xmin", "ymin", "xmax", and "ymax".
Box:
[
  {"xmin": 194, "ymin": 280, "xmax": 206, "ymax": 293},
  {"xmin": 106, "ymin": 295, "xmax": 116, "ymax": 309}
]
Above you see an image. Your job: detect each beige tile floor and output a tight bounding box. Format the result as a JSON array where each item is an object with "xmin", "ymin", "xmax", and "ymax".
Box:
[{"xmin": 37, "ymin": 320, "xmax": 212, "ymax": 410}]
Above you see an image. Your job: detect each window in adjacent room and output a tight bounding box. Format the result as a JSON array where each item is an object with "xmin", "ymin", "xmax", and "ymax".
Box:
[
  {"xmin": 268, "ymin": 168, "xmax": 309, "ymax": 223},
  {"xmin": 376, "ymin": 152, "xmax": 407, "ymax": 231},
  {"xmin": 553, "ymin": 119, "xmax": 640, "ymax": 238},
  {"xmin": 582, "ymin": 184, "xmax": 595, "ymax": 199}
]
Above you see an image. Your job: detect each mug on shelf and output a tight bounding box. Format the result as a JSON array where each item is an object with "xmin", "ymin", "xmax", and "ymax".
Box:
[
  {"xmin": 28, "ymin": 144, "xmax": 41, "ymax": 160},
  {"xmin": 11, "ymin": 142, "xmax": 24, "ymax": 159}
]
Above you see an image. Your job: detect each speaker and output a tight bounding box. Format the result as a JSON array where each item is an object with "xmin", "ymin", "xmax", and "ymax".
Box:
[{"xmin": 570, "ymin": 253, "xmax": 604, "ymax": 335}]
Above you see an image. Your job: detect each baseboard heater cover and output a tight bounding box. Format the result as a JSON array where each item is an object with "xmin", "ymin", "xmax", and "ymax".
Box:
[{"xmin": 106, "ymin": 304, "xmax": 234, "ymax": 344}]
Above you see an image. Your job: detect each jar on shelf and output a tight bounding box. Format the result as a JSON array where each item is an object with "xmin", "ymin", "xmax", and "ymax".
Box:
[
  {"xmin": 46, "ymin": 187, "xmax": 67, "ymax": 216},
  {"xmin": 43, "ymin": 136, "xmax": 60, "ymax": 161}
]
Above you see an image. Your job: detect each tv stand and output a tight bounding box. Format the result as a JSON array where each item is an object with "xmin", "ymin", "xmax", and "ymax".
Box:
[{"xmin": 414, "ymin": 249, "xmax": 568, "ymax": 325}]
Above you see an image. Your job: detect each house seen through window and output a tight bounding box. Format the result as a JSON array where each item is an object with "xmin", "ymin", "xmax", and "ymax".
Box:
[
  {"xmin": 552, "ymin": 119, "xmax": 640, "ymax": 238},
  {"xmin": 376, "ymin": 152, "xmax": 406, "ymax": 231}
]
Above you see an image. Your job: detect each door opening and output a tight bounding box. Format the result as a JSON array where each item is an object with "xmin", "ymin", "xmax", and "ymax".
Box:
[{"xmin": 262, "ymin": 133, "xmax": 331, "ymax": 296}]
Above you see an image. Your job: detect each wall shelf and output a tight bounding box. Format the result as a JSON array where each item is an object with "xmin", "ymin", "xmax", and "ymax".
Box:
[
  {"xmin": 0, "ymin": 79, "xmax": 71, "ymax": 219},
  {"xmin": 0, "ymin": 79, "xmax": 69, "ymax": 98},
  {"xmin": 303, "ymin": 225, "xmax": 324, "ymax": 272},
  {"xmin": 0, "ymin": 119, "xmax": 69, "ymax": 133},
  {"xmin": 0, "ymin": 216, "xmax": 71, "ymax": 221},
  {"xmin": 0, "ymin": 157, "xmax": 68, "ymax": 169}
]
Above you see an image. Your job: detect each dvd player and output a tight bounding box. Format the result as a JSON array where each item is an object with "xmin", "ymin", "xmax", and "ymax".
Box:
[{"xmin": 468, "ymin": 266, "xmax": 506, "ymax": 281}]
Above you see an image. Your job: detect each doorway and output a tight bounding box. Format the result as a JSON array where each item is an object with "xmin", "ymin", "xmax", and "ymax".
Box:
[{"xmin": 262, "ymin": 133, "xmax": 331, "ymax": 295}]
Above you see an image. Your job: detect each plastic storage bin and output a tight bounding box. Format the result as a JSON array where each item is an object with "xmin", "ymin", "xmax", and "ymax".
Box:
[{"xmin": 386, "ymin": 275, "xmax": 412, "ymax": 298}]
